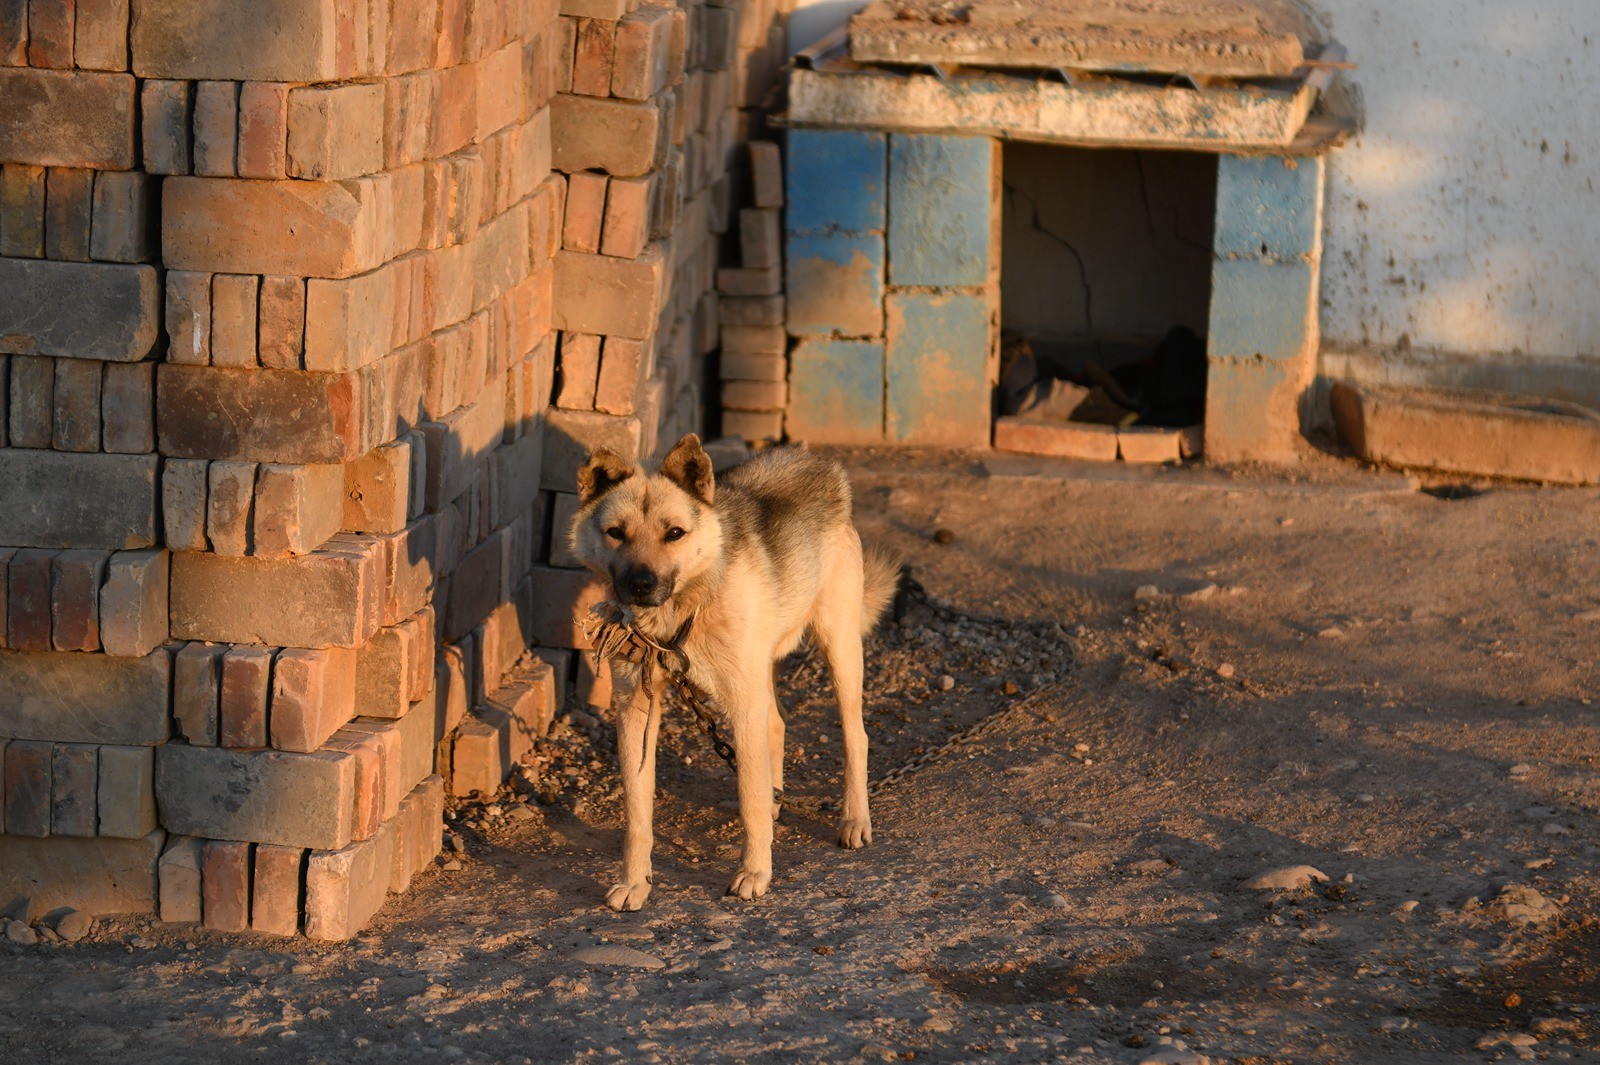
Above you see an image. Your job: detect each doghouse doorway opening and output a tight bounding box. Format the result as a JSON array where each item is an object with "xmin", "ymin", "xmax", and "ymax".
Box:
[{"xmin": 998, "ymin": 143, "xmax": 1216, "ymax": 458}]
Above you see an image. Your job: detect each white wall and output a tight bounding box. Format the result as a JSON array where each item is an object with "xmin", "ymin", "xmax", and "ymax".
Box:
[{"xmin": 788, "ymin": 0, "xmax": 1600, "ymax": 396}]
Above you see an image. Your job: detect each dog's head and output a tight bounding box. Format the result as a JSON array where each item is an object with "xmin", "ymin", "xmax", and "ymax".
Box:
[{"xmin": 568, "ymin": 433, "xmax": 721, "ymax": 609}]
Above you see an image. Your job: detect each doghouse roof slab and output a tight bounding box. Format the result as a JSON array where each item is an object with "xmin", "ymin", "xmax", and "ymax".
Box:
[{"xmin": 848, "ymin": 0, "xmax": 1318, "ymax": 79}]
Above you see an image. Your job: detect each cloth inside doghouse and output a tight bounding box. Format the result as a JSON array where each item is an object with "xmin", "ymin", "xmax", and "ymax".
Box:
[{"xmin": 997, "ymin": 326, "xmax": 1206, "ymax": 429}]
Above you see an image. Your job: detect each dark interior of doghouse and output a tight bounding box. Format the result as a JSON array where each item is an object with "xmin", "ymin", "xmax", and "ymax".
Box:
[{"xmin": 999, "ymin": 143, "xmax": 1217, "ymax": 430}]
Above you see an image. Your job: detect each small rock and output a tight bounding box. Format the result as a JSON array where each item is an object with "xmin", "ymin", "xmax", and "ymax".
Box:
[
  {"xmin": 932, "ymin": 528, "xmax": 955, "ymax": 545},
  {"xmin": 570, "ymin": 944, "xmax": 667, "ymax": 970},
  {"xmin": 1487, "ymin": 885, "xmax": 1560, "ymax": 926},
  {"xmin": 506, "ymin": 804, "xmax": 537, "ymax": 822},
  {"xmin": 5, "ymin": 920, "xmax": 38, "ymax": 946},
  {"xmin": 1525, "ymin": 858, "xmax": 1555, "ymax": 870},
  {"xmin": 1395, "ymin": 900, "xmax": 1419, "ymax": 915},
  {"xmin": 1139, "ymin": 1051, "xmax": 1210, "ymax": 1065},
  {"xmin": 442, "ymin": 860, "xmax": 463, "ymax": 872},
  {"xmin": 1541, "ymin": 823, "xmax": 1571, "ymax": 836},
  {"xmin": 1509, "ymin": 763, "xmax": 1533, "ymax": 777},
  {"xmin": 54, "ymin": 910, "xmax": 91, "ymax": 943},
  {"xmin": 1, "ymin": 895, "xmax": 34, "ymax": 924},
  {"xmin": 1134, "ymin": 585, "xmax": 1165, "ymax": 601},
  {"xmin": 860, "ymin": 1043, "xmax": 900, "ymax": 1062},
  {"xmin": 1317, "ymin": 626, "xmax": 1345, "ymax": 639},
  {"xmin": 936, "ymin": 674, "xmax": 955, "ymax": 692},
  {"xmin": 1129, "ymin": 859, "xmax": 1175, "ymax": 877},
  {"xmin": 1242, "ymin": 865, "xmax": 1328, "ymax": 892},
  {"xmin": 919, "ymin": 1017, "xmax": 955, "ymax": 1033},
  {"xmin": 1215, "ymin": 663, "xmax": 1235, "ymax": 679},
  {"xmin": 1041, "ymin": 893, "xmax": 1070, "ymax": 910}
]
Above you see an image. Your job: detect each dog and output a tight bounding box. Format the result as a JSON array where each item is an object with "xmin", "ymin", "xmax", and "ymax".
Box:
[{"xmin": 569, "ymin": 434, "xmax": 900, "ymax": 910}]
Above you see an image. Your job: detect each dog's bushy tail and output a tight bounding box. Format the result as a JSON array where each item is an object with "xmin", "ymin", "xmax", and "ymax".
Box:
[{"xmin": 861, "ymin": 543, "xmax": 902, "ymax": 632}]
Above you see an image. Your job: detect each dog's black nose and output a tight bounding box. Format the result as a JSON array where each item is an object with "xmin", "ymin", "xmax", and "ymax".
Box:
[{"xmin": 626, "ymin": 568, "xmax": 657, "ymax": 599}]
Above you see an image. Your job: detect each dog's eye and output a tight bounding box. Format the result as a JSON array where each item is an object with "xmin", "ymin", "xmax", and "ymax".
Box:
[
  {"xmin": 605, "ymin": 526, "xmax": 626, "ymax": 541},
  {"xmin": 663, "ymin": 526, "xmax": 686, "ymax": 542}
]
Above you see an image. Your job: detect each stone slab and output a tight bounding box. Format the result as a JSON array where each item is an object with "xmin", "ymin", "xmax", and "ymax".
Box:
[
  {"xmin": 0, "ymin": 828, "xmax": 164, "ymax": 916},
  {"xmin": 0, "ymin": 648, "xmax": 171, "ymax": 745},
  {"xmin": 0, "ymin": 260, "xmax": 159, "ymax": 362}
]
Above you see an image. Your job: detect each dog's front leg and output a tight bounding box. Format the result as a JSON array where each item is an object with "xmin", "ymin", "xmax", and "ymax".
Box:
[
  {"xmin": 607, "ymin": 660, "xmax": 658, "ymax": 911},
  {"xmin": 726, "ymin": 678, "xmax": 774, "ymax": 901}
]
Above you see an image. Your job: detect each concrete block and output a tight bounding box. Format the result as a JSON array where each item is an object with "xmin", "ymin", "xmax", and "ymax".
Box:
[
  {"xmin": 0, "ymin": 259, "xmax": 158, "ymax": 362},
  {"xmin": 0, "ymin": 828, "xmax": 163, "ymax": 916},
  {"xmin": 271, "ymin": 647, "xmax": 358, "ymax": 754},
  {"xmin": 993, "ymin": 416, "xmax": 1118, "ymax": 461},
  {"xmin": 250, "ymin": 843, "xmax": 304, "ymax": 936},
  {"xmin": 98, "ymin": 549, "xmax": 168, "ymax": 657},
  {"xmin": 95, "ymin": 745, "xmax": 157, "ymax": 839},
  {"xmin": 219, "ymin": 646, "xmax": 273, "ymax": 749},
  {"xmin": 101, "ymin": 361, "xmax": 155, "ymax": 454},
  {"xmin": 170, "ymin": 540, "xmax": 383, "ymax": 649},
  {"xmin": 4, "ymin": 740, "xmax": 52, "ymax": 837},
  {"xmin": 786, "ymin": 129, "xmax": 884, "ymax": 234},
  {"xmin": 785, "ymin": 231, "xmax": 884, "ymax": 338},
  {"xmin": 158, "ymin": 835, "xmax": 203, "ymax": 922},
  {"xmin": 201, "ymin": 839, "xmax": 251, "ymax": 933},
  {"xmin": 156, "ymin": 743, "xmax": 360, "ymax": 851},
  {"xmin": 785, "ymin": 338, "xmax": 884, "ymax": 445},
  {"xmin": 1203, "ymin": 355, "xmax": 1305, "ymax": 465},
  {"xmin": 885, "ymin": 291, "xmax": 991, "ymax": 447},
  {"xmin": 303, "ymin": 817, "xmax": 395, "ymax": 941},
  {"xmin": 0, "ymin": 450, "xmax": 157, "ymax": 550},
  {"xmin": 0, "ymin": 68, "xmax": 136, "ymax": 169},
  {"xmin": 173, "ymin": 642, "xmax": 223, "ymax": 747},
  {"xmin": 888, "ymin": 133, "xmax": 995, "ymax": 287},
  {"xmin": 1207, "ymin": 257, "xmax": 1316, "ymax": 361},
  {"xmin": 1214, "ymin": 153, "xmax": 1324, "ymax": 261}
]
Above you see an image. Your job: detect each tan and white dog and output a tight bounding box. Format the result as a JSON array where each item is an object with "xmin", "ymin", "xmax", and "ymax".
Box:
[{"xmin": 569, "ymin": 434, "xmax": 899, "ymax": 909}]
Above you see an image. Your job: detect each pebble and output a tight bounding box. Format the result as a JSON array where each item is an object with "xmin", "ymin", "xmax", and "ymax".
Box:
[
  {"xmin": 1215, "ymin": 663, "xmax": 1236, "ymax": 679},
  {"xmin": 1241, "ymin": 865, "xmax": 1327, "ymax": 891},
  {"xmin": 571, "ymin": 944, "xmax": 667, "ymax": 970},
  {"xmin": 1182, "ymin": 583, "xmax": 1219, "ymax": 601},
  {"xmin": 1041, "ymin": 893, "xmax": 1071, "ymax": 910},
  {"xmin": 1129, "ymin": 859, "xmax": 1175, "ymax": 877},
  {"xmin": 1509, "ymin": 763, "xmax": 1533, "ymax": 777},
  {"xmin": 1541, "ymin": 823, "xmax": 1571, "ymax": 836},
  {"xmin": 5, "ymin": 920, "xmax": 38, "ymax": 946},
  {"xmin": 932, "ymin": 528, "xmax": 955, "ymax": 545},
  {"xmin": 1317, "ymin": 626, "xmax": 1345, "ymax": 639},
  {"xmin": 919, "ymin": 1017, "xmax": 955, "ymax": 1033},
  {"xmin": 1487, "ymin": 884, "xmax": 1560, "ymax": 926},
  {"xmin": 1134, "ymin": 585, "xmax": 1166, "ymax": 601},
  {"xmin": 442, "ymin": 860, "xmax": 463, "ymax": 872},
  {"xmin": 936, "ymin": 674, "xmax": 955, "ymax": 691},
  {"xmin": 55, "ymin": 910, "xmax": 91, "ymax": 943}
]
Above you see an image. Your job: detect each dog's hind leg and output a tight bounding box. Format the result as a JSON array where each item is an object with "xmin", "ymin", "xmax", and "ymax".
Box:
[
  {"xmin": 813, "ymin": 532, "xmax": 872, "ymax": 849},
  {"xmin": 768, "ymin": 665, "xmax": 785, "ymax": 821},
  {"xmin": 607, "ymin": 663, "xmax": 659, "ymax": 911}
]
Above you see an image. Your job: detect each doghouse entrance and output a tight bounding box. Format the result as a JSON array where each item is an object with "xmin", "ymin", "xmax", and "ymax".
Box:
[{"xmin": 997, "ymin": 144, "xmax": 1217, "ymax": 462}]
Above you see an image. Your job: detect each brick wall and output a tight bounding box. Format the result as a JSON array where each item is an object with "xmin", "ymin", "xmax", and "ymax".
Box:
[{"xmin": 0, "ymin": 0, "xmax": 790, "ymax": 938}]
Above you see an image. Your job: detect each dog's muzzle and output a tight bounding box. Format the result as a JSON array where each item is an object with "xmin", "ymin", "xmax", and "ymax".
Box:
[{"xmin": 616, "ymin": 565, "xmax": 672, "ymax": 607}]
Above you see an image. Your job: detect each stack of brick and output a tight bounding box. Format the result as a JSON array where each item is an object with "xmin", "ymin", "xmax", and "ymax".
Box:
[{"xmin": 714, "ymin": 140, "xmax": 786, "ymax": 441}]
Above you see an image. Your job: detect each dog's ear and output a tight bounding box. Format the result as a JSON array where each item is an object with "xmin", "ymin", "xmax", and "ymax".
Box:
[
  {"xmin": 577, "ymin": 448, "xmax": 635, "ymax": 504},
  {"xmin": 659, "ymin": 433, "xmax": 714, "ymax": 504}
]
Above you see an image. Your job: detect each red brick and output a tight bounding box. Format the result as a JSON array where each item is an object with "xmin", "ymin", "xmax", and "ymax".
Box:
[
  {"xmin": 220, "ymin": 645, "xmax": 273, "ymax": 749},
  {"xmin": 170, "ymin": 538, "xmax": 384, "ymax": 648},
  {"xmin": 595, "ymin": 336, "xmax": 643, "ymax": 415},
  {"xmin": 99, "ymin": 548, "xmax": 167, "ymax": 657},
  {"xmin": 611, "ymin": 5, "xmax": 673, "ymax": 102},
  {"xmin": 157, "ymin": 364, "xmax": 365, "ymax": 465},
  {"xmin": 98, "ymin": 361, "xmax": 152, "ymax": 457},
  {"xmin": 476, "ymin": 41, "xmax": 526, "ymax": 139},
  {"xmin": 993, "ymin": 416, "xmax": 1119, "ymax": 461},
  {"xmin": 205, "ymin": 460, "xmax": 256, "ymax": 556},
  {"xmin": 158, "ymin": 835, "xmax": 203, "ymax": 923},
  {"xmin": 720, "ymin": 409, "xmax": 784, "ymax": 442},
  {"xmin": 555, "ymin": 331, "xmax": 601, "ymax": 410},
  {"xmin": 164, "ymin": 270, "xmax": 211, "ymax": 365},
  {"xmin": 44, "ymin": 166, "xmax": 93, "ymax": 261},
  {"xmin": 0, "ymin": 68, "xmax": 135, "ymax": 170},
  {"xmin": 304, "ymin": 265, "xmax": 396, "ymax": 372},
  {"xmin": 599, "ymin": 174, "xmax": 650, "ymax": 259},
  {"xmin": 722, "ymin": 379, "xmax": 787, "ymax": 411},
  {"xmin": 8, "ymin": 549, "xmax": 54, "ymax": 652},
  {"xmin": 257, "ymin": 276, "xmax": 307, "ymax": 370},
  {"xmin": 288, "ymin": 81, "xmax": 385, "ymax": 181},
  {"xmin": 716, "ymin": 263, "xmax": 781, "ymax": 296},
  {"xmin": 191, "ymin": 81, "xmax": 238, "ymax": 178},
  {"xmin": 303, "ymin": 817, "xmax": 395, "ymax": 940},
  {"xmin": 749, "ymin": 140, "xmax": 783, "ymax": 208},
  {"xmin": 96, "ymin": 744, "xmax": 157, "ymax": 838},
  {"xmin": 201, "ymin": 839, "xmax": 252, "ymax": 933},
  {"xmin": 25, "ymin": 0, "xmax": 73, "ymax": 68},
  {"xmin": 561, "ymin": 170, "xmax": 606, "ymax": 255},
  {"xmin": 140, "ymin": 79, "xmax": 192, "ymax": 176},
  {"xmin": 0, "ymin": 163, "xmax": 46, "ymax": 258},
  {"xmin": 173, "ymin": 641, "xmax": 224, "ymax": 746},
  {"xmin": 0, "ymin": 0, "xmax": 24, "ymax": 65},
  {"xmin": 4, "ymin": 740, "xmax": 52, "ymax": 837},
  {"xmin": 52, "ymin": 356, "xmax": 102, "ymax": 453},
  {"xmin": 324, "ymin": 729, "xmax": 384, "ymax": 836},
  {"xmin": 570, "ymin": 17, "xmax": 616, "ymax": 97},
  {"xmin": 161, "ymin": 175, "xmax": 391, "ymax": 279},
  {"xmin": 250, "ymin": 843, "xmax": 304, "ymax": 936},
  {"xmin": 157, "ymin": 743, "xmax": 361, "ymax": 851},
  {"xmin": 89, "ymin": 170, "xmax": 155, "ymax": 263},
  {"xmin": 50, "ymin": 743, "xmax": 97, "ymax": 837},
  {"xmin": 429, "ymin": 60, "xmax": 478, "ymax": 158},
  {"xmin": 550, "ymin": 93, "xmax": 662, "ymax": 178},
  {"xmin": 50, "ymin": 549, "xmax": 105, "ymax": 652},
  {"xmin": 8, "ymin": 354, "xmax": 52, "ymax": 449},
  {"xmin": 130, "ymin": 0, "xmax": 340, "ymax": 82},
  {"xmin": 385, "ymin": 0, "xmax": 437, "ymax": 74},
  {"xmin": 210, "ymin": 274, "xmax": 260, "ymax": 368},
  {"xmin": 161, "ymin": 458, "xmax": 209, "ymax": 554},
  {"xmin": 1117, "ymin": 426, "xmax": 1184, "ymax": 465},
  {"xmin": 719, "ymin": 351, "xmax": 786, "ymax": 382},
  {"xmin": 343, "ymin": 438, "xmax": 412, "ymax": 535},
  {"xmin": 74, "ymin": 0, "xmax": 129, "ymax": 71},
  {"xmin": 237, "ymin": 82, "xmax": 291, "ymax": 180},
  {"xmin": 270, "ymin": 647, "xmax": 357, "ymax": 754},
  {"xmin": 553, "ymin": 243, "xmax": 665, "ymax": 340},
  {"xmin": 383, "ymin": 72, "xmax": 433, "ymax": 169},
  {"xmin": 252, "ymin": 462, "xmax": 343, "ymax": 558}
]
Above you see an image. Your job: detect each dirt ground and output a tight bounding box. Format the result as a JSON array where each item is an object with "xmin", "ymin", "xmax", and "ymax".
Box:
[{"xmin": 5, "ymin": 449, "xmax": 1600, "ymax": 1065}]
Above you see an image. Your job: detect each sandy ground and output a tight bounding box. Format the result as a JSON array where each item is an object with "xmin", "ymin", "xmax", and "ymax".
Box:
[{"xmin": 5, "ymin": 449, "xmax": 1600, "ymax": 1065}]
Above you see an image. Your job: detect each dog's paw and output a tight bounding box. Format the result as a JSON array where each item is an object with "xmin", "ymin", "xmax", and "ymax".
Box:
[
  {"xmin": 605, "ymin": 880, "xmax": 653, "ymax": 911},
  {"xmin": 726, "ymin": 867, "xmax": 771, "ymax": 901},
  {"xmin": 836, "ymin": 817, "xmax": 872, "ymax": 849}
]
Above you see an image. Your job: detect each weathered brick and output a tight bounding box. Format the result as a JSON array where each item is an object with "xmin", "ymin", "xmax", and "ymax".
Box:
[
  {"xmin": 157, "ymin": 835, "xmax": 204, "ymax": 923},
  {"xmin": 50, "ymin": 549, "xmax": 106, "ymax": 652},
  {"xmin": 786, "ymin": 231, "xmax": 884, "ymax": 338},
  {"xmin": 0, "ymin": 450, "xmax": 158, "ymax": 550},
  {"xmin": 561, "ymin": 170, "xmax": 606, "ymax": 255},
  {"xmin": 0, "ymin": 68, "xmax": 135, "ymax": 169},
  {"xmin": 325, "ymin": 728, "xmax": 387, "ymax": 835},
  {"xmin": 271, "ymin": 646, "xmax": 357, "ymax": 754},
  {"xmin": 9, "ymin": 353, "xmax": 52, "ymax": 448},
  {"xmin": 89, "ymin": 170, "xmax": 155, "ymax": 263},
  {"xmin": 1117, "ymin": 426, "xmax": 1184, "ymax": 465},
  {"xmin": 786, "ymin": 338, "xmax": 884, "ymax": 445},
  {"xmin": 162, "ymin": 458, "xmax": 209, "ymax": 553},
  {"xmin": 250, "ymin": 843, "xmax": 304, "ymax": 936},
  {"xmin": 74, "ymin": 0, "xmax": 130, "ymax": 71},
  {"xmin": 253, "ymin": 462, "xmax": 343, "ymax": 558},
  {"xmin": 546, "ymin": 491, "xmax": 581, "ymax": 567},
  {"xmin": 236, "ymin": 82, "xmax": 291, "ymax": 180},
  {"xmin": 304, "ymin": 265, "xmax": 395, "ymax": 372},
  {"xmin": 599, "ymin": 174, "xmax": 650, "ymax": 259},
  {"xmin": 156, "ymin": 743, "xmax": 360, "ymax": 851},
  {"xmin": 287, "ymin": 81, "xmax": 386, "ymax": 181},
  {"xmin": 131, "ymin": 0, "xmax": 342, "ymax": 82},
  {"xmin": 210, "ymin": 274, "xmax": 260, "ymax": 368},
  {"xmin": 715, "ymin": 263, "xmax": 781, "ymax": 297},
  {"xmin": 44, "ymin": 166, "xmax": 93, "ymax": 261},
  {"xmin": 552, "ymin": 243, "xmax": 665, "ymax": 340},
  {"xmin": 550, "ymin": 93, "xmax": 662, "ymax": 178},
  {"xmin": 594, "ymin": 336, "xmax": 643, "ymax": 416},
  {"xmin": 993, "ymin": 416, "xmax": 1119, "ymax": 461},
  {"xmin": 0, "ymin": 259, "xmax": 159, "ymax": 362},
  {"xmin": 373, "ymin": 515, "xmax": 439, "ymax": 628},
  {"xmin": 192, "ymin": 81, "xmax": 239, "ymax": 178},
  {"xmin": 0, "ymin": 828, "xmax": 163, "ymax": 916},
  {"xmin": 555, "ymin": 331, "xmax": 601, "ymax": 410},
  {"xmin": 140, "ymin": 79, "xmax": 192, "ymax": 176},
  {"xmin": 51, "ymin": 743, "xmax": 98, "ymax": 837},
  {"xmin": 4, "ymin": 740, "xmax": 52, "ymax": 837},
  {"xmin": 101, "ymin": 360, "xmax": 155, "ymax": 454},
  {"xmin": 7, "ymin": 549, "xmax": 54, "ymax": 651},
  {"xmin": 541, "ymin": 407, "xmax": 641, "ymax": 490},
  {"xmin": 0, "ymin": 0, "xmax": 22, "ymax": 65},
  {"xmin": 52, "ymin": 356, "xmax": 102, "ymax": 452},
  {"xmin": 611, "ymin": 5, "xmax": 673, "ymax": 101},
  {"xmin": 719, "ymin": 351, "xmax": 786, "ymax": 382},
  {"xmin": 220, "ymin": 645, "xmax": 273, "ymax": 749},
  {"xmin": 303, "ymin": 816, "xmax": 395, "ymax": 940},
  {"xmin": 257, "ymin": 276, "xmax": 307, "ymax": 370},
  {"xmin": 206, "ymin": 460, "xmax": 256, "ymax": 556},
  {"xmin": 721, "ymin": 323, "xmax": 785, "ymax": 355},
  {"xmin": 343, "ymin": 439, "xmax": 412, "ymax": 535},
  {"xmin": 96, "ymin": 744, "xmax": 157, "ymax": 839},
  {"xmin": 722, "ymin": 379, "xmax": 786, "ymax": 411},
  {"xmin": 201, "ymin": 839, "xmax": 252, "ymax": 932},
  {"xmin": 161, "ymin": 175, "xmax": 391, "ymax": 279},
  {"xmin": 164, "ymin": 269, "xmax": 211, "ymax": 365},
  {"xmin": 173, "ymin": 641, "xmax": 223, "ymax": 746},
  {"xmin": 171, "ymin": 537, "xmax": 383, "ymax": 648},
  {"xmin": 0, "ymin": 163, "xmax": 46, "ymax": 258},
  {"xmin": 354, "ymin": 619, "xmax": 414, "ymax": 719},
  {"xmin": 157, "ymin": 364, "xmax": 365, "ymax": 465},
  {"xmin": 885, "ymin": 291, "xmax": 990, "ymax": 447},
  {"xmin": 25, "ymin": 0, "xmax": 74, "ymax": 68},
  {"xmin": 443, "ymin": 527, "xmax": 506, "ymax": 643},
  {"xmin": 525, "ymin": 564, "xmax": 606, "ymax": 649},
  {"xmin": 570, "ymin": 17, "xmax": 616, "ymax": 97},
  {"xmin": 98, "ymin": 549, "xmax": 167, "ymax": 657}
]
